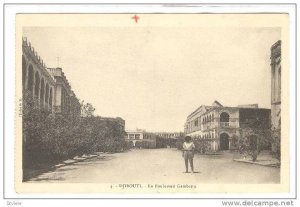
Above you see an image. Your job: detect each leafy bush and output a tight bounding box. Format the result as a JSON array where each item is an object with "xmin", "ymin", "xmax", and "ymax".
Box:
[
  {"xmin": 238, "ymin": 128, "xmax": 271, "ymax": 161},
  {"xmin": 23, "ymin": 93, "xmax": 127, "ymax": 169},
  {"xmin": 176, "ymin": 137, "xmax": 184, "ymax": 150},
  {"xmin": 135, "ymin": 141, "xmax": 142, "ymax": 148},
  {"xmin": 156, "ymin": 136, "xmax": 167, "ymax": 148},
  {"xmin": 194, "ymin": 139, "xmax": 211, "ymax": 154}
]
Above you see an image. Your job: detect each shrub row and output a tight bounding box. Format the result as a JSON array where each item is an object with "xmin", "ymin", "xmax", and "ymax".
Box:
[{"xmin": 22, "ymin": 92, "xmax": 127, "ymax": 169}]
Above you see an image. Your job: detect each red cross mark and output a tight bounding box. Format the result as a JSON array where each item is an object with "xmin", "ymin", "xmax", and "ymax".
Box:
[{"xmin": 132, "ymin": 15, "xmax": 140, "ymax": 23}]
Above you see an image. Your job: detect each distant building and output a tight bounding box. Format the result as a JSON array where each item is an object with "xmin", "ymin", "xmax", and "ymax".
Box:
[
  {"xmin": 22, "ymin": 37, "xmax": 81, "ymax": 117},
  {"xmin": 126, "ymin": 129, "xmax": 144, "ymax": 143},
  {"xmin": 154, "ymin": 132, "xmax": 184, "ymax": 139},
  {"xmin": 270, "ymin": 40, "xmax": 281, "ymax": 130},
  {"xmin": 125, "ymin": 129, "xmax": 160, "ymax": 148},
  {"xmin": 153, "ymin": 132, "xmax": 184, "ymax": 148},
  {"xmin": 184, "ymin": 101, "xmax": 271, "ymax": 151}
]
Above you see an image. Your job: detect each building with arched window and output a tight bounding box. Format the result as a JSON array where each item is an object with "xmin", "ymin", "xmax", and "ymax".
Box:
[
  {"xmin": 22, "ymin": 38, "xmax": 56, "ymax": 111},
  {"xmin": 22, "ymin": 37, "xmax": 81, "ymax": 117},
  {"xmin": 184, "ymin": 100, "xmax": 270, "ymax": 152},
  {"xmin": 270, "ymin": 40, "xmax": 281, "ymax": 130},
  {"xmin": 270, "ymin": 40, "xmax": 281, "ymax": 154}
]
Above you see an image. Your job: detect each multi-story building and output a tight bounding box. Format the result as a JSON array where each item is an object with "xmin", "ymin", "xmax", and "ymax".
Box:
[
  {"xmin": 270, "ymin": 40, "xmax": 281, "ymax": 129},
  {"xmin": 22, "ymin": 37, "xmax": 81, "ymax": 117},
  {"xmin": 184, "ymin": 101, "xmax": 271, "ymax": 151},
  {"xmin": 125, "ymin": 129, "xmax": 158, "ymax": 148},
  {"xmin": 47, "ymin": 67, "xmax": 81, "ymax": 116},
  {"xmin": 22, "ymin": 38, "xmax": 56, "ymax": 111}
]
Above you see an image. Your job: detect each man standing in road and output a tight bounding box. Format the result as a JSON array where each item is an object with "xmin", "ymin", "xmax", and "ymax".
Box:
[{"xmin": 182, "ymin": 136, "xmax": 195, "ymax": 173}]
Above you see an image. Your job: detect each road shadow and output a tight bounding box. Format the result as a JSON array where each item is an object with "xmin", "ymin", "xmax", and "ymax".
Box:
[
  {"xmin": 183, "ymin": 171, "xmax": 201, "ymax": 173},
  {"xmin": 31, "ymin": 176, "xmax": 67, "ymax": 182},
  {"xmin": 55, "ymin": 167, "xmax": 78, "ymax": 172},
  {"xmin": 25, "ymin": 155, "xmax": 115, "ymax": 182}
]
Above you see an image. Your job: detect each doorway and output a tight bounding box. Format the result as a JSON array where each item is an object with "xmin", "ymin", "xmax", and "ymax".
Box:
[{"xmin": 220, "ymin": 133, "xmax": 229, "ymax": 150}]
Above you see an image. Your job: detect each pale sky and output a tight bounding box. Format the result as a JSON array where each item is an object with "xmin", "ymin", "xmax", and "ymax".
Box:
[{"xmin": 23, "ymin": 27, "xmax": 280, "ymax": 132}]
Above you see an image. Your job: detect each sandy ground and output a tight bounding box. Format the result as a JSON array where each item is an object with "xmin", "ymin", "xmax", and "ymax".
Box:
[{"xmin": 28, "ymin": 148, "xmax": 280, "ymax": 184}]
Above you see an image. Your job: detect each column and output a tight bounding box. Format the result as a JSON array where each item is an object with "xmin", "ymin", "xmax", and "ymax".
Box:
[
  {"xmin": 271, "ymin": 65, "xmax": 275, "ymax": 103},
  {"xmin": 213, "ymin": 140, "xmax": 216, "ymax": 152},
  {"xmin": 38, "ymin": 79, "xmax": 41, "ymax": 106},
  {"xmin": 47, "ymin": 92, "xmax": 50, "ymax": 111},
  {"xmin": 32, "ymin": 70, "xmax": 35, "ymax": 95},
  {"xmin": 24, "ymin": 64, "xmax": 28, "ymax": 91}
]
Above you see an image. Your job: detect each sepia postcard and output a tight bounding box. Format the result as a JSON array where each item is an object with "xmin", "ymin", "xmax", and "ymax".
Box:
[{"xmin": 14, "ymin": 12, "xmax": 290, "ymax": 194}]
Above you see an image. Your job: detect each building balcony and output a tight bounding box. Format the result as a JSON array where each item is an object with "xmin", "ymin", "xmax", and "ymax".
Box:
[
  {"xmin": 220, "ymin": 122, "xmax": 230, "ymax": 127},
  {"xmin": 204, "ymin": 125, "xmax": 211, "ymax": 130}
]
